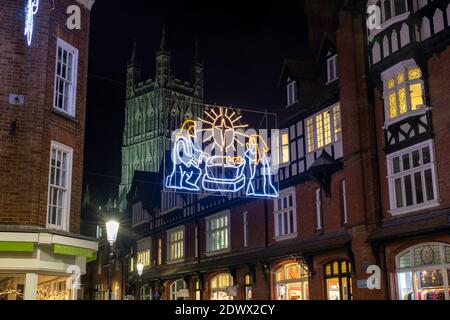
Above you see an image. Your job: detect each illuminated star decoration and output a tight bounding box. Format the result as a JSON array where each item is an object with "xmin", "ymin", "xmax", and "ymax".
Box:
[{"xmin": 24, "ymin": 0, "xmax": 40, "ymax": 46}]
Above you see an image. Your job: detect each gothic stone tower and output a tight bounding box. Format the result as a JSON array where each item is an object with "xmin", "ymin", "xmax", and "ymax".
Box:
[{"xmin": 118, "ymin": 28, "xmax": 204, "ymax": 211}]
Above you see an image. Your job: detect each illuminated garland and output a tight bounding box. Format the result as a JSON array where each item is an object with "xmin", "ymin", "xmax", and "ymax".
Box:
[{"xmin": 24, "ymin": 0, "xmax": 39, "ymax": 46}]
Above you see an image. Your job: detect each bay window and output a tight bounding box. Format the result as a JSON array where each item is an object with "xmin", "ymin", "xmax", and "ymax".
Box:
[
  {"xmin": 47, "ymin": 141, "xmax": 72, "ymax": 231},
  {"xmin": 306, "ymin": 103, "xmax": 341, "ymax": 153},
  {"xmin": 383, "ymin": 62, "xmax": 425, "ymax": 123},
  {"xmin": 167, "ymin": 227, "xmax": 184, "ymax": 262},
  {"xmin": 274, "ymin": 188, "xmax": 297, "ymax": 239},
  {"xmin": 387, "ymin": 140, "xmax": 439, "ymax": 215},
  {"xmin": 206, "ymin": 212, "xmax": 230, "ymax": 253}
]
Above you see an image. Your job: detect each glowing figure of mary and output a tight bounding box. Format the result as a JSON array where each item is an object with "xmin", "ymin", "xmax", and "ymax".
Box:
[
  {"xmin": 166, "ymin": 120, "xmax": 204, "ymax": 191},
  {"xmin": 245, "ymin": 135, "xmax": 278, "ymax": 198}
]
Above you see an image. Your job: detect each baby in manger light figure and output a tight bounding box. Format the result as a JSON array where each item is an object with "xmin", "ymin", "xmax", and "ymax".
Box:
[{"xmin": 166, "ymin": 120, "xmax": 206, "ymax": 191}]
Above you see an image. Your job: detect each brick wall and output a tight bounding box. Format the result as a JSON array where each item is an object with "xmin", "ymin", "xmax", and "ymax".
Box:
[{"xmin": 0, "ymin": 0, "xmax": 92, "ymax": 234}]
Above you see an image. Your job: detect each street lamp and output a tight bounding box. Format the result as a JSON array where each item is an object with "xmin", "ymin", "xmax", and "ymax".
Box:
[
  {"xmin": 136, "ymin": 262, "xmax": 144, "ymax": 300},
  {"xmin": 106, "ymin": 220, "xmax": 119, "ymax": 300}
]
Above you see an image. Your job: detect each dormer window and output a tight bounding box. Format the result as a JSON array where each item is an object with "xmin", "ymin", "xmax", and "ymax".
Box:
[
  {"xmin": 287, "ymin": 79, "xmax": 298, "ymax": 106},
  {"xmin": 381, "ymin": 0, "xmax": 408, "ymax": 23},
  {"xmin": 327, "ymin": 54, "xmax": 338, "ymax": 83}
]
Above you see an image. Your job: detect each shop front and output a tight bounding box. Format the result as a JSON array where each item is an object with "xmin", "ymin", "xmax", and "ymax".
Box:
[
  {"xmin": 210, "ymin": 273, "xmax": 234, "ymax": 300},
  {"xmin": 274, "ymin": 263, "xmax": 309, "ymax": 300},
  {"xmin": 395, "ymin": 242, "xmax": 450, "ymax": 300},
  {"xmin": 0, "ymin": 231, "xmax": 98, "ymax": 300},
  {"xmin": 323, "ymin": 260, "xmax": 353, "ymax": 300}
]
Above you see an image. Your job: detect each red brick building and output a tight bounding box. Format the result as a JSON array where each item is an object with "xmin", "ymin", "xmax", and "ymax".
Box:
[
  {"xmin": 119, "ymin": 0, "xmax": 450, "ymax": 301},
  {"xmin": 0, "ymin": 0, "xmax": 97, "ymax": 300}
]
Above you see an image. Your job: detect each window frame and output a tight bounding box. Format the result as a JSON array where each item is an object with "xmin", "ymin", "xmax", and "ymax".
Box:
[
  {"xmin": 46, "ymin": 141, "xmax": 73, "ymax": 231},
  {"xmin": 326, "ymin": 54, "xmax": 338, "ymax": 84},
  {"xmin": 306, "ymin": 103, "xmax": 341, "ymax": 154},
  {"xmin": 166, "ymin": 226, "xmax": 185, "ymax": 263},
  {"xmin": 274, "ymin": 187, "xmax": 297, "ymax": 241},
  {"xmin": 382, "ymin": 60, "xmax": 427, "ymax": 126},
  {"xmin": 280, "ymin": 130, "xmax": 290, "ymax": 166},
  {"xmin": 287, "ymin": 80, "xmax": 298, "ymax": 106},
  {"xmin": 387, "ymin": 140, "xmax": 439, "ymax": 216},
  {"xmin": 324, "ymin": 260, "xmax": 353, "ymax": 301},
  {"xmin": 316, "ymin": 188, "xmax": 322, "ymax": 230},
  {"xmin": 381, "ymin": 0, "xmax": 409, "ymax": 23},
  {"xmin": 243, "ymin": 211, "xmax": 249, "ymax": 248},
  {"xmin": 205, "ymin": 211, "xmax": 231, "ymax": 255},
  {"xmin": 53, "ymin": 38, "xmax": 78, "ymax": 117}
]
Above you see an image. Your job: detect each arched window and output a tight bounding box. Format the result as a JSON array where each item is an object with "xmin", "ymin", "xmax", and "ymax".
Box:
[
  {"xmin": 140, "ymin": 284, "xmax": 152, "ymax": 300},
  {"xmin": 324, "ymin": 260, "xmax": 353, "ymax": 300},
  {"xmin": 195, "ymin": 279, "xmax": 201, "ymax": 300},
  {"xmin": 244, "ymin": 273, "xmax": 253, "ymax": 300},
  {"xmin": 275, "ymin": 263, "xmax": 309, "ymax": 300},
  {"xmin": 210, "ymin": 273, "xmax": 233, "ymax": 300},
  {"xmin": 396, "ymin": 243, "xmax": 450, "ymax": 300},
  {"xmin": 170, "ymin": 279, "xmax": 187, "ymax": 300}
]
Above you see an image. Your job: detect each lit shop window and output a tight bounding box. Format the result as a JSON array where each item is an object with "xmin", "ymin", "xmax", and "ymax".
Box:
[
  {"xmin": 396, "ymin": 243, "xmax": 450, "ymax": 300},
  {"xmin": 53, "ymin": 38, "xmax": 78, "ymax": 116},
  {"xmin": 167, "ymin": 227, "xmax": 184, "ymax": 262},
  {"xmin": 140, "ymin": 284, "xmax": 152, "ymax": 300},
  {"xmin": 387, "ymin": 140, "xmax": 439, "ymax": 215},
  {"xmin": 170, "ymin": 279, "xmax": 187, "ymax": 300},
  {"xmin": 137, "ymin": 250, "xmax": 151, "ymax": 267},
  {"xmin": 210, "ymin": 273, "xmax": 234, "ymax": 300},
  {"xmin": 0, "ymin": 274, "xmax": 25, "ymax": 300},
  {"xmin": 244, "ymin": 274, "xmax": 253, "ymax": 300},
  {"xmin": 129, "ymin": 257, "xmax": 134, "ymax": 273},
  {"xmin": 47, "ymin": 141, "xmax": 73, "ymax": 231},
  {"xmin": 274, "ymin": 189, "xmax": 296, "ymax": 239},
  {"xmin": 157, "ymin": 238, "xmax": 162, "ymax": 265},
  {"xmin": 275, "ymin": 263, "xmax": 309, "ymax": 300},
  {"xmin": 384, "ymin": 66, "xmax": 425, "ymax": 121},
  {"xmin": 206, "ymin": 212, "xmax": 230, "ymax": 253},
  {"xmin": 324, "ymin": 260, "xmax": 353, "ymax": 300},
  {"xmin": 306, "ymin": 104, "xmax": 341, "ymax": 153},
  {"xmin": 195, "ymin": 280, "xmax": 202, "ymax": 300},
  {"xmin": 280, "ymin": 132, "xmax": 290, "ymax": 164},
  {"xmin": 37, "ymin": 275, "xmax": 75, "ymax": 300}
]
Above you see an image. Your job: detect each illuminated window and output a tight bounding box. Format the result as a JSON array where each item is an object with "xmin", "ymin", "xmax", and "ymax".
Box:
[
  {"xmin": 383, "ymin": 66, "xmax": 425, "ymax": 121},
  {"xmin": 167, "ymin": 227, "xmax": 184, "ymax": 262},
  {"xmin": 47, "ymin": 141, "xmax": 72, "ymax": 231},
  {"xmin": 53, "ymin": 38, "xmax": 78, "ymax": 116},
  {"xmin": 210, "ymin": 273, "xmax": 234, "ymax": 300},
  {"xmin": 206, "ymin": 212, "xmax": 230, "ymax": 253},
  {"xmin": 129, "ymin": 257, "xmax": 134, "ymax": 273},
  {"xmin": 275, "ymin": 263, "xmax": 309, "ymax": 300},
  {"xmin": 170, "ymin": 279, "xmax": 187, "ymax": 300},
  {"xmin": 306, "ymin": 104, "xmax": 341, "ymax": 154},
  {"xmin": 195, "ymin": 280, "xmax": 202, "ymax": 300},
  {"xmin": 244, "ymin": 274, "xmax": 253, "ymax": 300},
  {"xmin": 387, "ymin": 140, "xmax": 439, "ymax": 215},
  {"xmin": 281, "ymin": 132, "xmax": 290, "ymax": 164},
  {"xmin": 137, "ymin": 250, "xmax": 150, "ymax": 267},
  {"xmin": 274, "ymin": 188, "xmax": 296, "ymax": 239},
  {"xmin": 324, "ymin": 260, "xmax": 353, "ymax": 300},
  {"xmin": 157, "ymin": 238, "xmax": 162, "ymax": 265},
  {"xmin": 140, "ymin": 284, "xmax": 152, "ymax": 300}
]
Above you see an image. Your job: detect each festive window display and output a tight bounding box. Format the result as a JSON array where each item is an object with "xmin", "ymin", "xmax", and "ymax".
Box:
[
  {"xmin": 324, "ymin": 260, "xmax": 353, "ymax": 300},
  {"xmin": 396, "ymin": 243, "xmax": 450, "ymax": 300},
  {"xmin": 275, "ymin": 263, "xmax": 309, "ymax": 300},
  {"xmin": 210, "ymin": 273, "xmax": 234, "ymax": 300}
]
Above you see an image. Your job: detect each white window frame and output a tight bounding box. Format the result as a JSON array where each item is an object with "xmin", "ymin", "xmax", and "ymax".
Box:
[
  {"xmin": 306, "ymin": 103, "xmax": 341, "ymax": 154},
  {"xmin": 140, "ymin": 284, "xmax": 152, "ymax": 300},
  {"xmin": 381, "ymin": 59, "xmax": 427, "ymax": 126},
  {"xmin": 274, "ymin": 187, "xmax": 297, "ymax": 241},
  {"xmin": 166, "ymin": 226, "xmax": 185, "ymax": 263},
  {"xmin": 387, "ymin": 139, "xmax": 439, "ymax": 216},
  {"xmin": 287, "ymin": 80, "xmax": 298, "ymax": 106},
  {"xmin": 205, "ymin": 210, "xmax": 231, "ymax": 255},
  {"xmin": 243, "ymin": 211, "xmax": 249, "ymax": 248},
  {"xmin": 53, "ymin": 38, "xmax": 78, "ymax": 117},
  {"xmin": 326, "ymin": 54, "xmax": 338, "ymax": 84},
  {"xmin": 46, "ymin": 141, "xmax": 73, "ymax": 231},
  {"xmin": 341, "ymin": 180, "xmax": 348, "ymax": 224},
  {"xmin": 170, "ymin": 279, "xmax": 187, "ymax": 300},
  {"xmin": 316, "ymin": 188, "xmax": 322, "ymax": 230}
]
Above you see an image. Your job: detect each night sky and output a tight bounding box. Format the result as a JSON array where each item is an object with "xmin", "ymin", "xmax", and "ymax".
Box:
[{"xmin": 84, "ymin": 0, "xmax": 308, "ymax": 204}]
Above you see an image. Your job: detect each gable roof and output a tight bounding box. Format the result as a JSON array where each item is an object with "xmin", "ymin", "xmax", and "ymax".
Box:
[
  {"xmin": 278, "ymin": 59, "xmax": 321, "ymax": 86},
  {"xmin": 316, "ymin": 33, "xmax": 337, "ymax": 63}
]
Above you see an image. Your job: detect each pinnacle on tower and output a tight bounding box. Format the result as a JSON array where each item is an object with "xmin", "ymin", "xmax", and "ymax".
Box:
[{"xmin": 159, "ymin": 26, "xmax": 169, "ymax": 54}]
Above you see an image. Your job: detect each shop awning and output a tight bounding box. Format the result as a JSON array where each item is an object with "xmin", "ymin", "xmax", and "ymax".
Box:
[
  {"xmin": 53, "ymin": 244, "xmax": 97, "ymax": 261},
  {"xmin": 0, "ymin": 241, "xmax": 34, "ymax": 252}
]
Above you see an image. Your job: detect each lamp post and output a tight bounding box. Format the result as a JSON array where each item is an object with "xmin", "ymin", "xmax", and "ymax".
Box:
[
  {"xmin": 105, "ymin": 220, "xmax": 119, "ymax": 301},
  {"xmin": 136, "ymin": 262, "xmax": 144, "ymax": 300}
]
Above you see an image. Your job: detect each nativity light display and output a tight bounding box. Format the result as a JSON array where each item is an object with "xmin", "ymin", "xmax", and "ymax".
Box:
[
  {"xmin": 165, "ymin": 107, "xmax": 278, "ymax": 198},
  {"xmin": 24, "ymin": 0, "xmax": 39, "ymax": 46}
]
